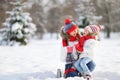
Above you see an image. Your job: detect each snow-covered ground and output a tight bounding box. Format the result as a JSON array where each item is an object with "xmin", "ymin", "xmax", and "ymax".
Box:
[{"xmin": 0, "ymin": 32, "xmax": 120, "ymax": 80}]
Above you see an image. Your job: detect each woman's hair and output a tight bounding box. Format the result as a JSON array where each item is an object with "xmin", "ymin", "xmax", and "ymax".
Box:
[
  {"xmin": 76, "ymin": 28, "xmax": 81, "ymax": 40},
  {"xmin": 85, "ymin": 25, "xmax": 101, "ymax": 36},
  {"xmin": 87, "ymin": 31, "xmax": 99, "ymax": 36}
]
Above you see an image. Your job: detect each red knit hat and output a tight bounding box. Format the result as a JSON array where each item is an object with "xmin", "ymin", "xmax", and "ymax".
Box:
[
  {"xmin": 85, "ymin": 25, "xmax": 101, "ymax": 33},
  {"xmin": 63, "ymin": 18, "xmax": 78, "ymax": 34}
]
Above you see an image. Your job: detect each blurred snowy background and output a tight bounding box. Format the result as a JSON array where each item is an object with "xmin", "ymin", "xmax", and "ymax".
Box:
[
  {"xmin": 0, "ymin": 0, "xmax": 120, "ymax": 40},
  {"xmin": 0, "ymin": 0, "xmax": 120, "ymax": 80}
]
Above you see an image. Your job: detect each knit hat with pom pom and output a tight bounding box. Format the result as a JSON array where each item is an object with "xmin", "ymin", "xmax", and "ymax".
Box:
[
  {"xmin": 85, "ymin": 25, "xmax": 101, "ymax": 33},
  {"xmin": 63, "ymin": 18, "xmax": 78, "ymax": 34}
]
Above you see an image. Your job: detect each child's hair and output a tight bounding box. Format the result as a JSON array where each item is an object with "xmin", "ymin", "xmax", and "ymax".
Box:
[
  {"xmin": 60, "ymin": 26, "xmax": 81, "ymax": 40},
  {"xmin": 60, "ymin": 27, "xmax": 69, "ymax": 40}
]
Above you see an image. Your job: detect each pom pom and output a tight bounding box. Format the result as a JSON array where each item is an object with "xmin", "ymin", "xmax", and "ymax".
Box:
[{"xmin": 65, "ymin": 18, "xmax": 72, "ymax": 24}]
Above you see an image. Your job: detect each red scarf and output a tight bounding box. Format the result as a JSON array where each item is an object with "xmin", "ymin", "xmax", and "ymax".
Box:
[
  {"xmin": 75, "ymin": 35, "xmax": 95, "ymax": 52},
  {"xmin": 62, "ymin": 34, "xmax": 80, "ymax": 47}
]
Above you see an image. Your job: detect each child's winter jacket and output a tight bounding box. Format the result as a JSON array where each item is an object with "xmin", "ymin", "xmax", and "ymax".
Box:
[{"xmin": 60, "ymin": 28, "xmax": 80, "ymax": 62}]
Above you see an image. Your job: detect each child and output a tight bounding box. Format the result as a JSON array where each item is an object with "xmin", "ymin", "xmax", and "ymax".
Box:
[
  {"xmin": 60, "ymin": 18, "xmax": 81, "ymax": 78},
  {"xmin": 60, "ymin": 18, "xmax": 81, "ymax": 62},
  {"xmin": 74, "ymin": 25, "xmax": 101, "ymax": 79}
]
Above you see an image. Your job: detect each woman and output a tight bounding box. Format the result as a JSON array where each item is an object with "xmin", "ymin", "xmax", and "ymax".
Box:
[{"xmin": 74, "ymin": 25, "xmax": 101, "ymax": 79}]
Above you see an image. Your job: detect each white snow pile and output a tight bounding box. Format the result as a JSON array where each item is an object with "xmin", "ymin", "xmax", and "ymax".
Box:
[{"xmin": 0, "ymin": 32, "xmax": 120, "ymax": 80}]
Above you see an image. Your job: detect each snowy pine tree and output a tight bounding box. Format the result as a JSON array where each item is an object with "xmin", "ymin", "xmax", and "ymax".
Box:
[
  {"xmin": 0, "ymin": 2, "xmax": 36, "ymax": 46},
  {"xmin": 77, "ymin": 17, "xmax": 90, "ymax": 29}
]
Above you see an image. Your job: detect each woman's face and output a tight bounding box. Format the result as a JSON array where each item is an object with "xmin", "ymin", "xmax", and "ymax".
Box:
[
  {"xmin": 69, "ymin": 28, "xmax": 78, "ymax": 37},
  {"xmin": 83, "ymin": 28, "xmax": 89, "ymax": 36}
]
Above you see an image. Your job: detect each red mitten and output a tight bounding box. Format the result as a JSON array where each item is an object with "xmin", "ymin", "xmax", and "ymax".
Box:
[{"xmin": 67, "ymin": 46, "xmax": 73, "ymax": 53}]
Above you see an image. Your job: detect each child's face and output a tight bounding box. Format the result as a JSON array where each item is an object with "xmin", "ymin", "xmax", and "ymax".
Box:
[
  {"xmin": 69, "ymin": 28, "xmax": 78, "ymax": 37},
  {"xmin": 83, "ymin": 28, "xmax": 89, "ymax": 36}
]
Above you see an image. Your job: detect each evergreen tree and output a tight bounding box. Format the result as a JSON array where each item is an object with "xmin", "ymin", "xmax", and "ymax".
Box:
[
  {"xmin": 0, "ymin": 2, "xmax": 36, "ymax": 46},
  {"xmin": 75, "ymin": 16, "xmax": 90, "ymax": 35},
  {"xmin": 78, "ymin": 17, "xmax": 90, "ymax": 28}
]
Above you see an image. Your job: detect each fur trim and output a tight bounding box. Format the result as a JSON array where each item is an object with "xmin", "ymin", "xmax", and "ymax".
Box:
[{"xmin": 60, "ymin": 27, "xmax": 70, "ymax": 40}]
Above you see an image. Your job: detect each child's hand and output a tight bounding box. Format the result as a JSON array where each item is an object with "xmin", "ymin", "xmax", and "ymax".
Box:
[{"xmin": 67, "ymin": 46, "xmax": 73, "ymax": 53}]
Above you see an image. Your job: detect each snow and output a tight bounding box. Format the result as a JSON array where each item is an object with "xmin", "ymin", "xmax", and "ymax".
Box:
[
  {"xmin": 0, "ymin": 32, "xmax": 120, "ymax": 80},
  {"xmin": 12, "ymin": 22, "xmax": 23, "ymax": 31},
  {"xmin": 0, "ymin": 1, "xmax": 36, "ymax": 46}
]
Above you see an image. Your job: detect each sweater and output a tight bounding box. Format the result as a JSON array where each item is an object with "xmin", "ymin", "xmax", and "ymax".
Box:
[
  {"xmin": 80, "ymin": 39, "xmax": 97, "ymax": 60},
  {"xmin": 75, "ymin": 36, "xmax": 95, "ymax": 53}
]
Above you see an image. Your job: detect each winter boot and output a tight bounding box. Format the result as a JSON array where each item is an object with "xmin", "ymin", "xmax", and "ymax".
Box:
[
  {"xmin": 82, "ymin": 73, "xmax": 92, "ymax": 80},
  {"xmin": 85, "ymin": 74, "xmax": 92, "ymax": 80}
]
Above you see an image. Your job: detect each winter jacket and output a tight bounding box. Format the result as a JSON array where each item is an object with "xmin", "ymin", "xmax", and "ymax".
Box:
[
  {"xmin": 75, "ymin": 36, "xmax": 96, "ymax": 53},
  {"xmin": 60, "ymin": 27, "xmax": 81, "ymax": 62},
  {"xmin": 60, "ymin": 40, "xmax": 78, "ymax": 62},
  {"xmin": 75, "ymin": 36, "xmax": 97, "ymax": 60}
]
